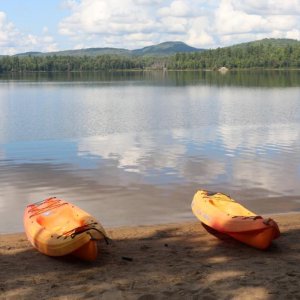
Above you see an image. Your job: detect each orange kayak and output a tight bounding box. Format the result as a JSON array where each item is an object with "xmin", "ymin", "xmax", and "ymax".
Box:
[
  {"xmin": 191, "ymin": 190, "xmax": 280, "ymax": 249},
  {"xmin": 24, "ymin": 197, "xmax": 108, "ymax": 261}
]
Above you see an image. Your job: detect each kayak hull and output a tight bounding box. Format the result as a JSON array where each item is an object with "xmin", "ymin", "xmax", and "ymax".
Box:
[
  {"xmin": 24, "ymin": 197, "xmax": 108, "ymax": 261},
  {"xmin": 192, "ymin": 190, "xmax": 280, "ymax": 249}
]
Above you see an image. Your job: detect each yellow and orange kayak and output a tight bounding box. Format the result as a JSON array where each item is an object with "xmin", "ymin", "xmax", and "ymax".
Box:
[
  {"xmin": 191, "ymin": 190, "xmax": 280, "ymax": 249},
  {"xmin": 24, "ymin": 197, "xmax": 108, "ymax": 261}
]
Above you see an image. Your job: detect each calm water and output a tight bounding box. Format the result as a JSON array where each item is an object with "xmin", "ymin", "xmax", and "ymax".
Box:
[{"xmin": 1, "ymin": 71, "xmax": 300, "ymax": 233}]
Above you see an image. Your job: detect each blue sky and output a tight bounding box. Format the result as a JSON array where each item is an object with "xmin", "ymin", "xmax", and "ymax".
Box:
[
  {"xmin": 0, "ymin": 1, "xmax": 65, "ymax": 33},
  {"xmin": 1, "ymin": 0, "xmax": 300, "ymax": 54}
]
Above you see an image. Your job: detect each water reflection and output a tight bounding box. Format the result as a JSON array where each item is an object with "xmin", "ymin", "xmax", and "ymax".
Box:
[
  {"xmin": 1, "ymin": 70, "xmax": 300, "ymax": 87},
  {"xmin": 0, "ymin": 71, "xmax": 300, "ymax": 233},
  {"xmin": 0, "ymin": 83, "xmax": 299, "ymax": 143},
  {"xmin": 1, "ymin": 124, "xmax": 300, "ymax": 233}
]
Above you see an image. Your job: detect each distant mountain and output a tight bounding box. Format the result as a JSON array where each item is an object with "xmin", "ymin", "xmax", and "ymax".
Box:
[
  {"xmin": 16, "ymin": 51, "xmax": 43, "ymax": 57},
  {"xmin": 15, "ymin": 41, "xmax": 203, "ymax": 57},
  {"xmin": 131, "ymin": 41, "xmax": 202, "ymax": 56},
  {"xmin": 229, "ymin": 38, "xmax": 300, "ymax": 49},
  {"xmin": 15, "ymin": 48, "xmax": 130, "ymax": 57},
  {"xmin": 49, "ymin": 47, "xmax": 130, "ymax": 57},
  {"xmin": 10, "ymin": 38, "xmax": 300, "ymax": 58}
]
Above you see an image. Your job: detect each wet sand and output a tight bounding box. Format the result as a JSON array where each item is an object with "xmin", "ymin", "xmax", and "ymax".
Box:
[{"xmin": 1, "ymin": 213, "xmax": 300, "ymax": 300}]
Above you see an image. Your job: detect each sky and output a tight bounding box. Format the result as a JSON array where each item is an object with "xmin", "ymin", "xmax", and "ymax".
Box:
[{"xmin": 1, "ymin": 0, "xmax": 300, "ymax": 55}]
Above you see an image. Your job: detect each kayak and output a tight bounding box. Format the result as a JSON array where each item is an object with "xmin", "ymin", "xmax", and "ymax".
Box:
[
  {"xmin": 24, "ymin": 197, "xmax": 108, "ymax": 261},
  {"xmin": 191, "ymin": 190, "xmax": 280, "ymax": 249}
]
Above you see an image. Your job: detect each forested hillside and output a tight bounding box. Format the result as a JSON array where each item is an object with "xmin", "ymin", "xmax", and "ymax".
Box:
[
  {"xmin": 0, "ymin": 55, "xmax": 151, "ymax": 72},
  {"xmin": 168, "ymin": 39, "xmax": 300, "ymax": 69},
  {"xmin": 1, "ymin": 39, "xmax": 300, "ymax": 72},
  {"xmin": 15, "ymin": 41, "xmax": 201, "ymax": 58}
]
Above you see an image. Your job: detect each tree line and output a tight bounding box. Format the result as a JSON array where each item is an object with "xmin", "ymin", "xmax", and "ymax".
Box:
[
  {"xmin": 0, "ymin": 55, "xmax": 151, "ymax": 72},
  {"xmin": 1, "ymin": 41, "xmax": 300, "ymax": 72},
  {"xmin": 168, "ymin": 42, "xmax": 300, "ymax": 69}
]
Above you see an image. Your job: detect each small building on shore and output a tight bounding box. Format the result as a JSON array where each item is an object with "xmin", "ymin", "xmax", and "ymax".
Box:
[{"xmin": 218, "ymin": 66, "xmax": 229, "ymax": 73}]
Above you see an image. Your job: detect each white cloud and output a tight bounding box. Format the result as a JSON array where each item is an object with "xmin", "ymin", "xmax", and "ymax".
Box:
[
  {"xmin": 59, "ymin": 0, "xmax": 156, "ymax": 35},
  {"xmin": 59, "ymin": 0, "xmax": 164, "ymax": 48},
  {"xmin": 160, "ymin": 16, "xmax": 188, "ymax": 34},
  {"xmin": 186, "ymin": 17, "xmax": 215, "ymax": 48},
  {"xmin": 233, "ymin": 0, "xmax": 300, "ymax": 15},
  {"xmin": 133, "ymin": 0, "xmax": 163, "ymax": 4},
  {"xmin": 59, "ymin": 0, "xmax": 214, "ymax": 48},
  {"xmin": 212, "ymin": 0, "xmax": 300, "ymax": 46},
  {"xmin": 286, "ymin": 29, "xmax": 300, "ymax": 40},
  {"xmin": 214, "ymin": 1, "xmax": 266, "ymax": 35},
  {"xmin": 0, "ymin": 11, "xmax": 58, "ymax": 54},
  {"xmin": 159, "ymin": 1, "xmax": 191, "ymax": 17},
  {"xmin": 61, "ymin": 0, "xmax": 79, "ymax": 10},
  {"xmin": 58, "ymin": 0, "xmax": 300, "ymax": 50},
  {"xmin": 0, "ymin": 12, "xmax": 19, "ymax": 53},
  {"xmin": 2, "ymin": 0, "xmax": 300, "ymax": 53}
]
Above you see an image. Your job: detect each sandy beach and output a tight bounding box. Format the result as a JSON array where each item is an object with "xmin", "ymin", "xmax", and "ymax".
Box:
[{"xmin": 1, "ymin": 213, "xmax": 300, "ymax": 300}]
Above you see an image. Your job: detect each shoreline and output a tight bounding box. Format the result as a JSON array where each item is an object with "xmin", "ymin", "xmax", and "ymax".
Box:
[
  {"xmin": 1, "ymin": 209, "xmax": 300, "ymax": 235},
  {"xmin": 1, "ymin": 213, "xmax": 300, "ymax": 299},
  {"xmin": 1, "ymin": 208, "xmax": 300, "ymax": 235},
  {"xmin": 1, "ymin": 68, "xmax": 300, "ymax": 74}
]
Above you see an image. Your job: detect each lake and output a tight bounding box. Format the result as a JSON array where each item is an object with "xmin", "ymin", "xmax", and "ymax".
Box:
[{"xmin": 1, "ymin": 70, "xmax": 300, "ymax": 233}]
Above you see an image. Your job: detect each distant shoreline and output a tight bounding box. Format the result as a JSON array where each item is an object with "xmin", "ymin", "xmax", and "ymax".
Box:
[
  {"xmin": 1, "ymin": 68, "xmax": 300, "ymax": 74},
  {"xmin": 2, "ymin": 38, "xmax": 300, "ymax": 73}
]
